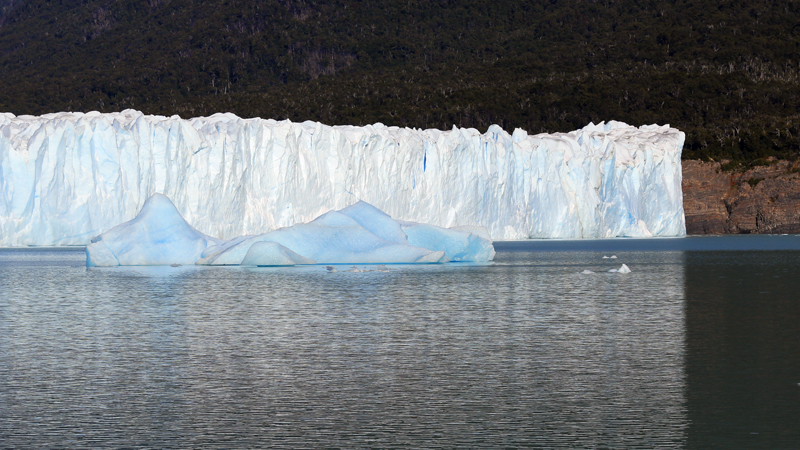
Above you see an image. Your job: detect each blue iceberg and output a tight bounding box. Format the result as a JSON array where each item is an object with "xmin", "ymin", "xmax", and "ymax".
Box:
[
  {"xmin": 86, "ymin": 194, "xmax": 222, "ymax": 267},
  {"xmin": 86, "ymin": 195, "xmax": 494, "ymax": 267}
]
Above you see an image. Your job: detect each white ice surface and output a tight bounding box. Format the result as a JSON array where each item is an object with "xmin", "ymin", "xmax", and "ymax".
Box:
[{"xmin": 0, "ymin": 110, "xmax": 685, "ymax": 246}]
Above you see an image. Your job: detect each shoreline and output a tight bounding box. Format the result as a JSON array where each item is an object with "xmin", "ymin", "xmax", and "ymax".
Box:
[{"xmin": 683, "ymin": 159, "xmax": 800, "ymax": 234}]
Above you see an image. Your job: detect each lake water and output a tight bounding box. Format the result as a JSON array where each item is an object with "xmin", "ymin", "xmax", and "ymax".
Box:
[{"xmin": 1, "ymin": 236, "xmax": 799, "ymax": 449}]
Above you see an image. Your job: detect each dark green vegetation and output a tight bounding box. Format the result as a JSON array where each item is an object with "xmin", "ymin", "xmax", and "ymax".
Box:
[{"xmin": 1, "ymin": 0, "xmax": 799, "ymax": 162}]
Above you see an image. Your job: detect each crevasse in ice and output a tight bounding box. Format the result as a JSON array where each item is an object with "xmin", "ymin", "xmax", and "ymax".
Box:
[
  {"xmin": 0, "ymin": 110, "xmax": 685, "ymax": 246},
  {"xmin": 85, "ymin": 194, "xmax": 495, "ymax": 267}
]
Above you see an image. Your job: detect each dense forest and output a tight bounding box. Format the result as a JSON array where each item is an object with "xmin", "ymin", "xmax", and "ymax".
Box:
[{"xmin": 1, "ymin": 0, "xmax": 799, "ymax": 162}]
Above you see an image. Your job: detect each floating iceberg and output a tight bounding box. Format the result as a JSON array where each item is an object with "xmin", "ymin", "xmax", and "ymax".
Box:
[
  {"xmin": 608, "ymin": 264, "xmax": 632, "ymax": 273},
  {"xmin": 0, "ymin": 110, "xmax": 685, "ymax": 246},
  {"xmin": 85, "ymin": 194, "xmax": 222, "ymax": 267},
  {"xmin": 86, "ymin": 195, "xmax": 494, "ymax": 267}
]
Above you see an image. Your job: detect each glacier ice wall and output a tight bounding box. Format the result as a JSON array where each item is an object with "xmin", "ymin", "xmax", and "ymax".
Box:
[{"xmin": 0, "ymin": 109, "xmax": 685, "ymax": 246}]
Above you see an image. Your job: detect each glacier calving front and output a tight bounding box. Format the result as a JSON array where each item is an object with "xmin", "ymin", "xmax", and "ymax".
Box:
[{"xmin": 0, "ymin": 110, "xmax": 685, "ymax": 246}]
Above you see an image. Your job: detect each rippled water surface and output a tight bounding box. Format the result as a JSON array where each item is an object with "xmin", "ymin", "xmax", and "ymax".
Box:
[{"xmin": 1, "ymin": 238, "xmax": 799, "ymax": 448}]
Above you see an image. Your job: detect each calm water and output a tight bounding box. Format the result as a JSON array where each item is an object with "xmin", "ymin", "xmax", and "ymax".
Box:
[{"xmin": 1, "ymin": 237, "xmax": 799, "ymax": 449}]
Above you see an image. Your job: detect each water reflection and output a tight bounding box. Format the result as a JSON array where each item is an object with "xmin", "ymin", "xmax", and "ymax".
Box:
[
  {"xmin": 683, "ymin": 251, "xmax": 800, "ymax": 448},
  {"xmin": 0, "ymin": 248, "xmax": 689, "ymax": 447}
]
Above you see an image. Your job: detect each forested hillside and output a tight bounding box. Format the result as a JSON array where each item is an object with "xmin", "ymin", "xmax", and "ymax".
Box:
[{"xmin": 1, "ymin": 0, "xmax": 799, "ymax": 162}]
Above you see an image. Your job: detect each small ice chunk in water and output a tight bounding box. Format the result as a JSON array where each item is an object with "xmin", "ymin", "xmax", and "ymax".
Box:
[
  {"xmin": 376, "ymin": 264, "xmax": 390, "ymax": 272},
  {"xmin": 610, "ymin": 264, "xmax": 631, "ymax": 273},
  {"xmin": 602, "ymin": 255, "xmax": 618, "ymax": 259},
  {"xmin": 581, "ymin": 269, "xmax": 595, "ymax": 274},
  {"xmin": 325, "ymin": 265, "xmax": 337, "ymax": 272}
]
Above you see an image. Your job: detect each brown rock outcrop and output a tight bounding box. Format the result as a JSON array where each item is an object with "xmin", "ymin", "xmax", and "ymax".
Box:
[{"xmin": 682, "ymin": 159, "xmax": 800, "ymax": 234}]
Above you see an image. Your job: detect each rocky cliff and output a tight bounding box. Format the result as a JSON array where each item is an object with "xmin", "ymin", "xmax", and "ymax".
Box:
[{"xmin": 682, "ymin": 160, "xmax": 800, "ymax": 234}]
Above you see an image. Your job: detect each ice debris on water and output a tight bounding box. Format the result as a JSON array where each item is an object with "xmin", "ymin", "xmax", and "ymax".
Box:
[
  {"xmin": 608, "ymin": 264, "xmax": 632, "ymax": 273},
  {"xmin": 326, "ymin": 264, "xmax": 391, "ymax": 273},
  {"xmin": 0, "ymin": 110, "xmax": 685, "ymax": 246},
  {"xmin": 86, "ymin": 194, "xmax": 495, "ymax": 267},
  {"xmin": 602, "ymin": 255, "xmax": 618, "ymax": 259},
  {"xmin": 581, "ymin": 270, "xmax": 595, "ymax": 274}
]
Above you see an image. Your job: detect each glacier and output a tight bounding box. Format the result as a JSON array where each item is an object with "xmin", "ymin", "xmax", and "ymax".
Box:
[
  {"xmin": 86, "ymin": 194, "xmax": 493, "ymax": 266},
  {"xmin": 0, "ymin": 109, "xmax": 685, "ymax": 246}
]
